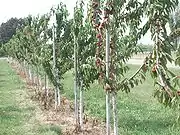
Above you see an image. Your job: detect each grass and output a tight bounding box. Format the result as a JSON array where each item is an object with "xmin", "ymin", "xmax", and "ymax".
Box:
[
  {"xmin": 1, "ymin": 59, "xmax": 180, "ymax": 135},
  {"xmin": 0, "ymin": 60, "xmax": 61, "ymax": 135},
  {"xmin": 62, "ymin": 64, "xmax": 180, "ymax": 135}
]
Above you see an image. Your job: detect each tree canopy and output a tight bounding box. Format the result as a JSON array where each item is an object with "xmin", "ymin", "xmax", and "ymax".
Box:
[
  {"xmin": 0, "ymin": 17, "xmax": 25, "ymax": 56},
  {"xmin": 0, "ymin": 17, "xmax": 24, "ymax": 44}
]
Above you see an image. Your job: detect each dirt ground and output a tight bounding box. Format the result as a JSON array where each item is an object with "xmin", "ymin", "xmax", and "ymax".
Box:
[{"xmin": 10, "ymin": 61, "xmax": 109, "ymax": 135}]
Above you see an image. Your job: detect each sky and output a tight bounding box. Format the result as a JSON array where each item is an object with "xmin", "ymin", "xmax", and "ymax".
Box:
[{"xmin": 0, "ymin": 0, "xmax": 153, "ymax": 44}]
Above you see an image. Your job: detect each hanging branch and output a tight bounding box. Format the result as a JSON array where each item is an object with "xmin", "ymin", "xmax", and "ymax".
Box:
[
  {"xmin": 154, "ymin": 19, "xmax": 173, "ymax": 98},
  {"xmin": 144, "ymin": 0, "xmax": 180, "ymax": 110}
]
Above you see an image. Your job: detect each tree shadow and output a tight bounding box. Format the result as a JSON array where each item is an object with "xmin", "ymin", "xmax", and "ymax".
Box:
[
  {"xmin": 0, "ymin": 73, "xmax": 5, "ymax": 76},
  {"xmin": 0, "ymin": 80, "xmax": 6, "ymax": 82},
  {"xmin": 0, "ymin": 73, "xmax": 6, "ymax": 87},
  {"xmin": 0, "ymin": 105, "xmax": 22, "ymax": 113},
  {"xmin": 0, "ymin": 105, "xmax": 22, "ymax": 125},
  {"xmin": 38, "ymin": 125, "xmax": 62, "ymax": 135},
  {"xmin": 120, "ymin": 114, "xmax": 178, "ymax": 134}
]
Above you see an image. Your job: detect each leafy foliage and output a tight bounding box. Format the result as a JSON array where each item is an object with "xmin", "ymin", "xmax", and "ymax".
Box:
[
  {"xmin": 73, "ymin": 1, "xmax": 98, "ymax": 91},
  {"xmin": 0, "ymin": 18, "xmax": 24, "ymax": 44}
]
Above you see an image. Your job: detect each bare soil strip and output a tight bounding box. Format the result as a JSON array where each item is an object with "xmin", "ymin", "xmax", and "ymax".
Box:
[{"xmin": 10, "ymin": 61, "xmax": 108, "ymax": 135}]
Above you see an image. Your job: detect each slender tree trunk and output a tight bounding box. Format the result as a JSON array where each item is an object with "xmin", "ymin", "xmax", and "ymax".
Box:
[
  {"xmin": 33, "ymin": 67, "xmax": 36, "ymax": 87},
  {"xmin": 19, "ymin": 61, "xmax": 22, "ymax": 73},
  {"xmin": 36, "ymin": 66, "xmax": 40, "ymax": 90},
  {"xmin": 52, "ymin": 23, "xmax": 58, "ymax": 109},
  {"xmin": 74, "ymin": 36, "xmax": 79, "ymax": 126},
  {"xmin": 105, "ymin": 28, "xmax": 111, "ymax": 135},
  {"xmin": 28, "ymin": 65, "xmax": 32, "ymax": 83},
  {"xmin": 44, "ymin": 74, "xmax": 48, "ymax": 109},
  {"xmin": 7, "ymin": 55, "xmax": 10, "ymax": 63},
  {"xmin": 39, "ymin": 77, "xmax": 42, "ymax": 89},
  {"xmin": 44, "ymin": 74, "xmax": 47, "ymax": 90},
  {"xmin": 106, "ymin": 92, "xmax": 110, "ymax": 135},
  {"xmin": 54, "ymin": 88, "xmax": 57, "ymax": 110},
  {"xmin": 26, "ymin": 63, "xmax": 29, "ymax": 81},
  {"xmin": 56, "ymin": 68, "xmax": 61, "ymax": 106},
  {"xmin": 25, "ymin": 62, "xmax": 29, "ymax": 78},
  {"xmin": 46, "ymin": 75, "xmax": 49, "ymax": 97},
  {"xmin": 31, "ymin": 68, "xmax": 34, "ymax": 85},
  {"xmin": 44, "ymin": 74, "xmax": 49, "ymax": 97},
  {"xmin": 79, "ymin": 80, "xmax": 83, "ymax": 130},
  {"xmin": 112, "ymin": 92, "xmax": 118, "ymax": 135},
  {"xmin": 57, "ymin": 83, "xmax": 61, "ymax": 106},
  {"xmin": 23, "ymin": 60, "xmax": 27, "ymax": 77}
]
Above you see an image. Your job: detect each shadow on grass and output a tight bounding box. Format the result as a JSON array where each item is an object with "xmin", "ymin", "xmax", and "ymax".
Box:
[
  {"xmin": 38, "ymin": 125, "xmax": 62, "ymax": 135},
  {"xmin": 0, "ymin": 106, "xmax": 22, "ymax": 126},
  {"xmin": 0, "ymin": 105, "xmax": 22, "ymax": 113},
  {"xmin": 0, "ymin": 73, "xmax": 5, "ymax": 76},
  {"xmin": 120, "ymin": 115, "xmax": 177, "ymax": 134},
  {"xmin": 0, "ymin": 74, "xmax": 6, "ymax": 87},
  {"xmin": 0, "ymin": 80, "xmax": 6, "ymax": 82}
]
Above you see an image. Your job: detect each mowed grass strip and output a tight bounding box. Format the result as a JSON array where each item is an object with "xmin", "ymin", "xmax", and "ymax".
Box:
[
  {"xmin": 63, "ymin": 64, "xmax": 180, "ymax": 135},
  {"xmin": 0, "ymin": 60, "xmax": 61, "ymax": 135}
]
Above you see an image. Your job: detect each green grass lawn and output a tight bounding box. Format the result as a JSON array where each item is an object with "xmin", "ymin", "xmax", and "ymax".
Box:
[
  {"xmin": 62, "ymin": 64, "xmax": 180, "ymax": 135},
  {"xmin": 0, "ymin": 60, "xmax": 61, "ymax": 135}
]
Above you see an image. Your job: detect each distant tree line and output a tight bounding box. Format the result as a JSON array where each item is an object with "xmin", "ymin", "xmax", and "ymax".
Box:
[
  {"xmin": 0, "ymin": 17, "xmax": 25, "ymax": 56},
  {"xmin": 137, "ymin": 44, "xmax": 153, "ymax": 52}
]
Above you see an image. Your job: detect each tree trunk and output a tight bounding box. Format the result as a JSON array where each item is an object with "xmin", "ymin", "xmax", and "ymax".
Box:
[
  {"xmin": 74, "ymin": 36, "xmax": 79, "ymax": 126},
  {"xmin": 36, "ymin": 66, "xmax": 40, "ymax": 90},
  {"xmin": 52, "ymin": 23, "xmax": 59, "ymax": 109},
  {"xmin": 79, "ymin": 80, "xmax": 83, "ymax": 130},
  {"xmin": 44, "ymin": 74, "xmax": 49, "ymax": 97},
  {"xmin": 31, "ymin": 68, "xmax": 34, "ymax": 85},
  {"xmin": 105, "ymin": 28, "xmax": 111, "ymax": 135},
  {"xmin": 33, "ymin": 67, "xmax": 36, "ymax": 87},
  {"xmin": 46, "ymin": 75, "xmax": 49, "ymax": 97},
  {"xmin": 44, "ymin": 74, "xmax": 48, "ymax": 109},
  {"xmin": 112, "ymin": 92, "xmax": 118, "ymax": 135},
  {"xmin": 54, "ymin": 89, "xmax": 57, "ymax": 110},
  {"xmin": 57, "ymin": 84, "xmax": 61, "ymax": 106},
  {"xmin": 56, "ymin": 68, "xmax": 61, "ymax": 106},
  {"xmin": 39, "ymin": 77, "xmax": 42, "ymax": 89},
  {"xmin": 106, "ymin": 91, "xmax": 111, "ymax": 135},
  {"xmin": 28, "ymin": 65, "xmax": 32, "ymax": 83},
  {"xmin": 23, "ymin": 60, "xmax": 27, "ymax": 77}
]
